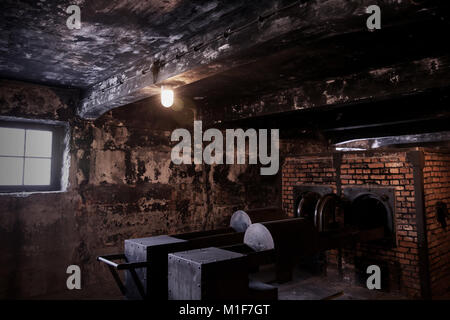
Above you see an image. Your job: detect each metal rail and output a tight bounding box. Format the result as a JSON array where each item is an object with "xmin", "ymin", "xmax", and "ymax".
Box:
[{"xmin": 97, "ymin": 254, "xmax": 148, "ymax": 299}]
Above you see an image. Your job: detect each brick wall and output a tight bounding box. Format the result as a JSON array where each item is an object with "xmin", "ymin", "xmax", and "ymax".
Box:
[
  {"xmin": 282, "ymin": 155, "xmax": 336, "ymax": 215},
  {"xmin": 423, "ymin": 151, "xmax": 450, "ymax": 296},
  {"xmin": 281, "ymin": 150, "xmax": 449, "ymax": 298}
]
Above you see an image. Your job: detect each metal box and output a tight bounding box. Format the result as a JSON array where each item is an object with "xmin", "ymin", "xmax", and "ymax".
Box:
[
  {"xmin": 124, "ymin": 235, "xmax": 187, "ymax": 300},
  {"xmin": 168, "ymin": 247, "xmax": 248, "ymax": 300}
]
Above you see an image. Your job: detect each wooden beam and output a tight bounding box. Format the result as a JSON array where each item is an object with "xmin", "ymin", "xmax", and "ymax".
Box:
[{"xmin": 204, "ymin": 55, "xmax": 450, "ymax": 125}]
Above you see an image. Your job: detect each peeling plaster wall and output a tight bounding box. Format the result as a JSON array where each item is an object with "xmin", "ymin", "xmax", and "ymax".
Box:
[{"xmin": 0, "ymin": 80, "xmax": 282, "ymax": 299}]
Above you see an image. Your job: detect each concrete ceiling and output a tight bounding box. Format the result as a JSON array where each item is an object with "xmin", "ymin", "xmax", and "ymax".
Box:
[{"xmin": 0, "ymin": 0, "xmax": 262, "ymax": 88}]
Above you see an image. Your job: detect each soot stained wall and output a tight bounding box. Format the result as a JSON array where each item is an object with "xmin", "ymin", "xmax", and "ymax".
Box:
[{"xmin": 0, "ymin": 80, "xmax": 280, "ymax": 299}]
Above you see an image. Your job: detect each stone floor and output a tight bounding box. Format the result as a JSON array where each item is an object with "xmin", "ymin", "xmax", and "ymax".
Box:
[
  {"xmin": 250, "ymin": 264, "xmax": 407, "ymax": 300},
  {"xmin": 39, "ymin": 263, "xmax": 446, "ymax": 300},
  {"xmin": 42, "ymin": 265, "xmax": 407, "ymax": 300}
]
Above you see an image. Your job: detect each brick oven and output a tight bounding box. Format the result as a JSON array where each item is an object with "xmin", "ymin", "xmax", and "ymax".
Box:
[{"xmin": 282, "ymin": 148, "xmax": 450, "ymax": 298}]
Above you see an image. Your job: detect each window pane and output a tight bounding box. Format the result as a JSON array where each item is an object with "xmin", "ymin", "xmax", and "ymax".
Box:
[
  {"xmin": 0, "ymin": 127, "xmax": 25, "ymax": 156},
  {"xmin": 0, "ymin": 157, "xmax": 23, "ymax": 185},
  {"xmin": 24, "ymin": 158, "xmax": 51, "ymax": 185},
  {"xmin": 25, "ymin": 130, "xmax": 52, "ymax": 157}
]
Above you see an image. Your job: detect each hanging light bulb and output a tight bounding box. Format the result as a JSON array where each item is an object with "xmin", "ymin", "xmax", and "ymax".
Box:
[{"xmin": 161, "ymin": 85, "xmax": 174, "ymax": 108}]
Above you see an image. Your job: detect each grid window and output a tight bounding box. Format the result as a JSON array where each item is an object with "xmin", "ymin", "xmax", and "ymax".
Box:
[{"xmin": 0, "ymin": 121, "xmax": 66, "ymax": 192}]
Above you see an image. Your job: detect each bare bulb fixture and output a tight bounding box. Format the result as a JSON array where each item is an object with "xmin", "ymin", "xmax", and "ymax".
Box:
[{"xmin": 161, "ymin": 86, "xmax": 174, "ymax": 108}]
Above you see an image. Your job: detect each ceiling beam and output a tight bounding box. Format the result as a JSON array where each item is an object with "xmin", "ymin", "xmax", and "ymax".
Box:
[
  {"xmin": 203, "ymin": 54, "xmax": 450, "ymax": 125},
  {"xmin": 208, "ymin": 85, "xmax": 450, "ymax": 142}
]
